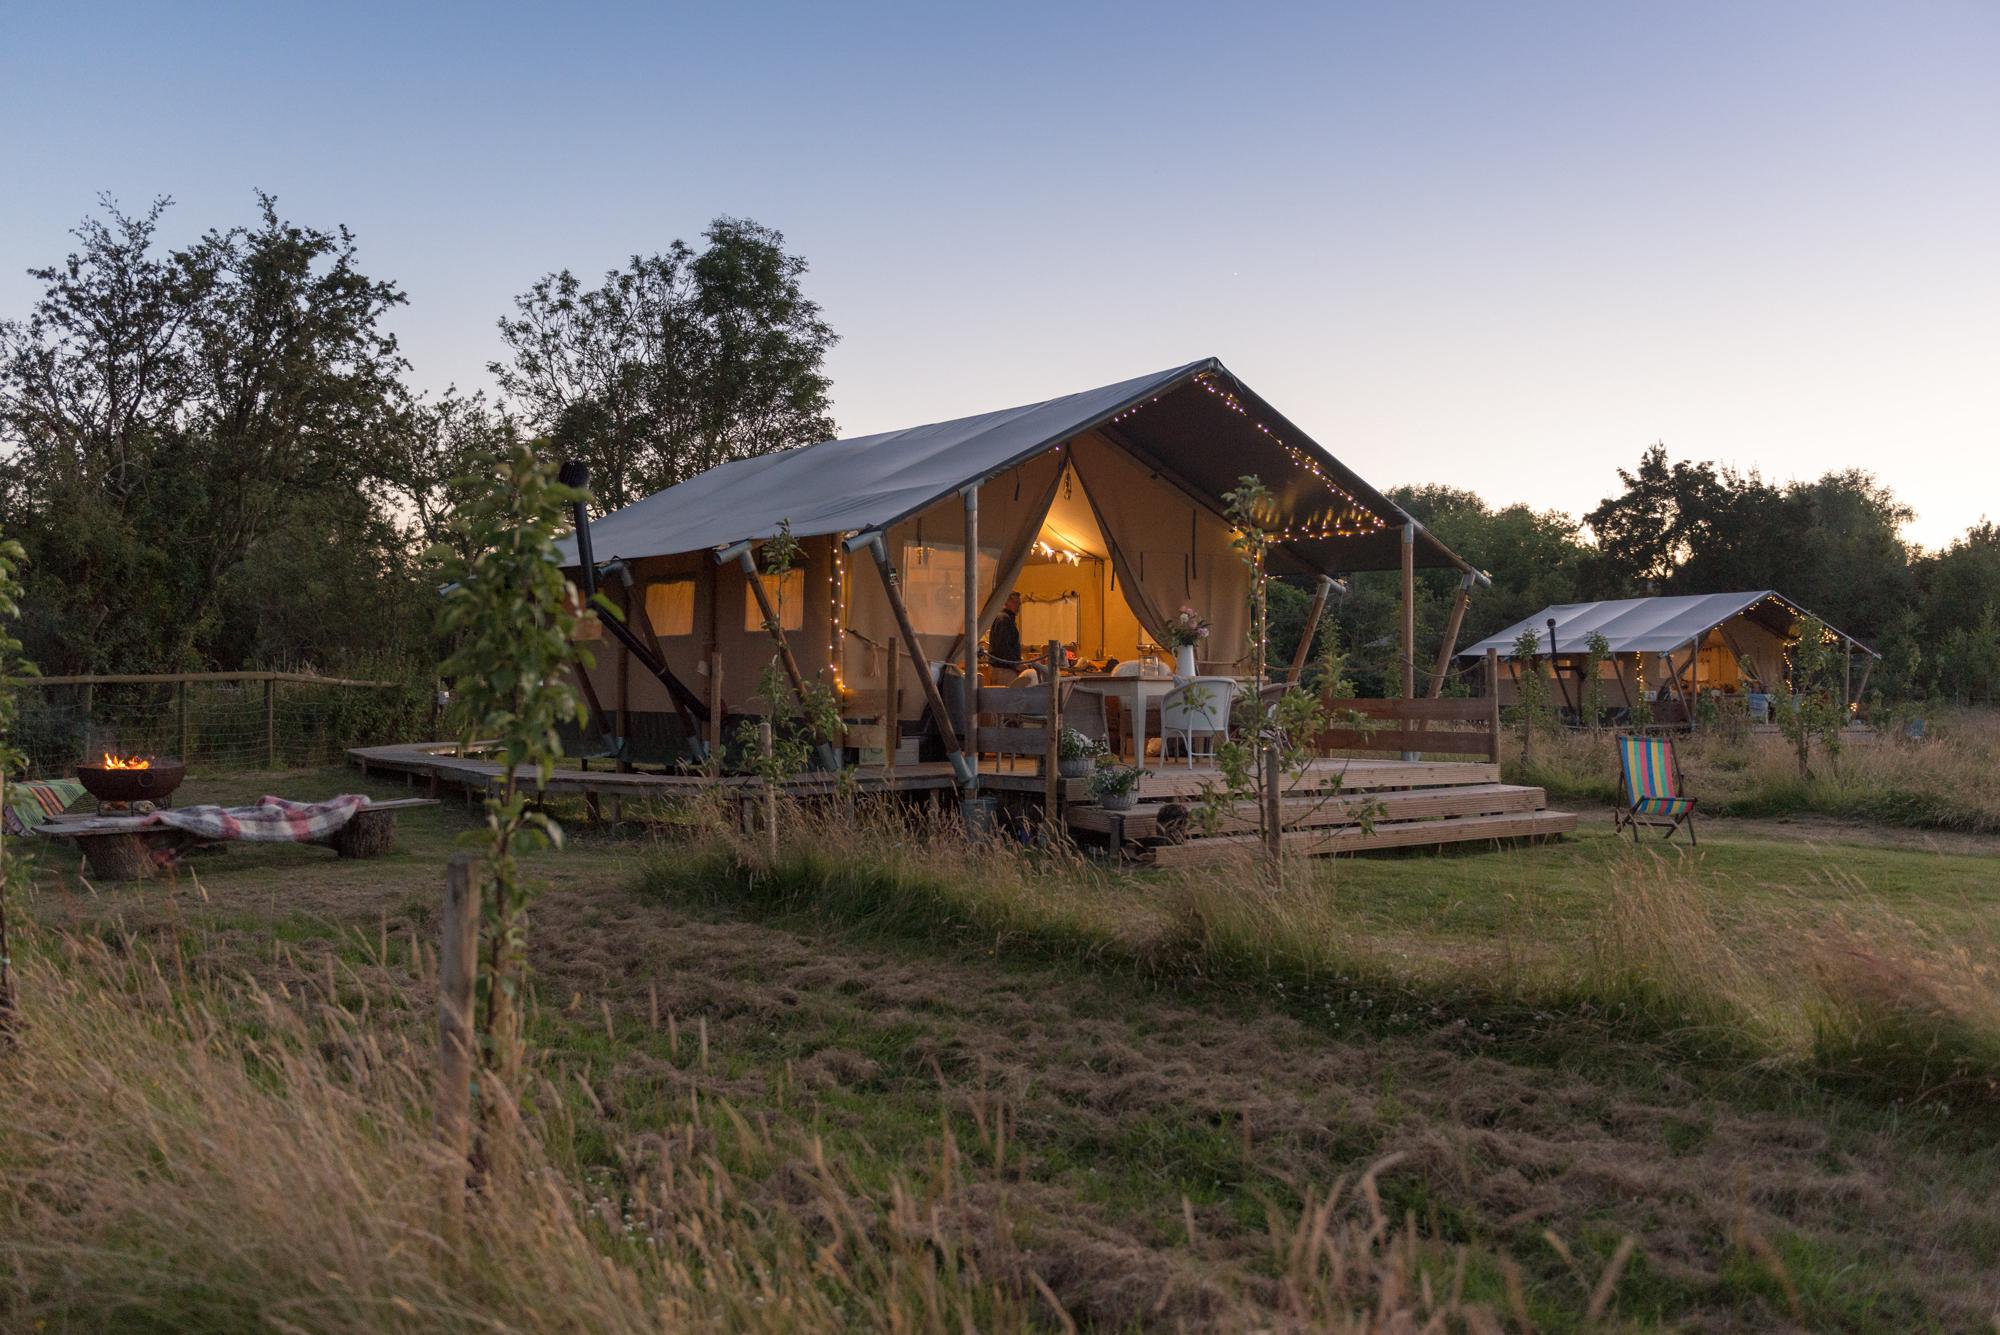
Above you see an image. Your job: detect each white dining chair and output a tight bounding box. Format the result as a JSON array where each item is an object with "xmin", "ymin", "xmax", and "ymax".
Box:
[{"xmin": 1160, "ymin": 676, "xmax": 1236, "ymax": 766}]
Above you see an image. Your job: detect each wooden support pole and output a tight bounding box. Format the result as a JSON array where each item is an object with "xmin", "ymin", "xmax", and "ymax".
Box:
[
  {"xmin": 616, "ymin": 631, "xmax": 632, "ymax": 771},
  {"xmin": 861, "ymin": 535, "xmax": 970, "ymax": 784},
  {"xmin": 1399, "ymin": 524, "xmax": 1417, "ymax": 761},
  {"xmin": 1043, "ymin": 638, "xmax": 1062, "ymax": 821},
  {"xmin": 177, "ymin": 681, "xmax": 190, "ymax": 762},
  {"xmin": 705, "ymin": 652, "xmax": 723, "ymax": 760},
  {"xmin": 1427, "ymin": 574, "xmax": 1475, "ymax": 699},
  {"xmin": 1853, "ymin": 656, "xmax": 1875, "ymax": 715},
  {"xmin": 883, "ymin": 644, "xmax": 899, "ymax": 776},
  {"xmin": 1690, "ymin": 634, "xmax": 1703, "ymax": 729},
  {"xmin": 1485, "ymin": 648, "xmax": 1502, "ymax": 765},
  {"xmin": 437, "ymin": 853, "xmax": 480, "ymax": 1229},
  {"xmin": 1399, "ymin": 524, "xmax": 1416, "ymax": 699},
  {"xmin": 264, "ymin": 676, "xmax": 277, "ymax": 768},
  {"xmin": 1288, "ymin": 575, "xmax": 1336, "ymax": 685},
  {"xmin": 961, "ymin": 487, "xmax": 981, "ymax": 788}
]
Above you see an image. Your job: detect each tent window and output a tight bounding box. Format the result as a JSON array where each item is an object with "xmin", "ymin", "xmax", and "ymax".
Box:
[
  {"xmin": 1019, "ymin": 592, "xmax": 1080, "ymax": 647},
  {"xmin": 900, "ymin": 541, "xmax": 999, "ymax": 636},
  {"xmin": 644, "ymin": 578, "xmax": 696, "ymax": 637},
  {"xmin": 743, "ymin": 569, "xmax": 805, "ymax": 632}
]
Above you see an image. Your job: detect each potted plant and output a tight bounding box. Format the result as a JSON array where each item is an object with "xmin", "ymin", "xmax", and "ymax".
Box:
[
  {"xmin": 1164, "ymin": 605, "xmax": 1210, "ymax": 678},
  {"xmin": 1056, "ymin": 726, "xmax": 1103, "ymax": 778},
  {"xmin": 1087, "ymin": 762, "xmax": 1145, "ymax": 811}
]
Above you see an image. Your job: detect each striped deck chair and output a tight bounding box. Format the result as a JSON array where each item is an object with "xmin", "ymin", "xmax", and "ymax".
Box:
[{"xmin": 1615, "ymin": 733, "xmax": 1697, "ymax": 844}]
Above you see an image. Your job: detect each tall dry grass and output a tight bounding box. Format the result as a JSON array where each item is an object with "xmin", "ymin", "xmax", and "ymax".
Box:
[
  {"xmin": 0, "ymin": 916, "xmax": 1507, "ymax": 1332},
  {"xmin": 642, "ymin": 798, "xmax": 2000, "ymax": 1113},
  {"xmin": 1507, "ymin": 707, "xmax": 2000, "ymax": 832}
]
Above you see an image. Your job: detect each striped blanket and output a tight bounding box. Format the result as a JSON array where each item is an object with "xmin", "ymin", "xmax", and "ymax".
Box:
[
  {"xmin": 150, "ymin": 795, "xmax": 370, "ymax": 843},
  {"xmin": 4, "ymin": 779, "xmax": 85, "ymax": 835}
]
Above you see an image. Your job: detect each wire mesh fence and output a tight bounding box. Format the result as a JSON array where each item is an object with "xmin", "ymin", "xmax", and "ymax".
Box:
[{"xmin": 14, "ymin": 673, "xmax": 433, "ymax": 777}]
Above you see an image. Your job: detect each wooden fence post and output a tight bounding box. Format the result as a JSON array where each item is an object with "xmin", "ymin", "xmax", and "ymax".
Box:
[
  {"xmin": 177, "ymin": 681, "xmax": 191, "ymax": 762},
  {"xmin": 759, "ymin": 720, "xmax": 778, "ymax": 863},
  {"xmin": 264, "ymin": 675, "xmax": 277, "ymax": 768},
  {"xmin": 437, "ymin": 853, "xmax": 481, "ymax": 1229}
]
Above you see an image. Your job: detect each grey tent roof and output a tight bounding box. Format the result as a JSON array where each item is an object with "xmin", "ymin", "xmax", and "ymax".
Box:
[
  {"xmin": 1460, "ymin": 591, "xmax": 1879, "ymax": 659},
  {"xmin": 556, "ymin": 358, "xmax": 1473, "ymax": 577}
]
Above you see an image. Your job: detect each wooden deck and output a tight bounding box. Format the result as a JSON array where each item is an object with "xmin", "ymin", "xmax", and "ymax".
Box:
[{"xmin": 350, "ymin": 742, "xmax": 1577, "ymax": 858}]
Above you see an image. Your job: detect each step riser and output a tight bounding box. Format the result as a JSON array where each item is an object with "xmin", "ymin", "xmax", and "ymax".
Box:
[
  {"xmin": 1067, "ymin": 784, "xmax": 1546, "ymax": 839},
  {"xmin": 1147, "ymin": 810, "xmax": 1580, "ymax": 867}
]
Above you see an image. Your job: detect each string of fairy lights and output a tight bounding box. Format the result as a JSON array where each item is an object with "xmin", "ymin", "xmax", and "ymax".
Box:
[{"xmin": 1112, "ymin": 371, "xmax": 1389, "ymax": 543}]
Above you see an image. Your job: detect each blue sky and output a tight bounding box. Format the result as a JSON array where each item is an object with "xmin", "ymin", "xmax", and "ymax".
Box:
[{"xmin": 4, "ymin": 1, "xmax": 1995, "ymax": 546}]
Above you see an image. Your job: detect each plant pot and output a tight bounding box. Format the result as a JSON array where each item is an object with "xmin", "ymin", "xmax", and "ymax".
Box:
[
  {"xmin": 1098, "ymin": 791, "xmax": 1137, "ymax": 812},
  {"xmin": 1059, "ymin": 757, "xmax": 1094, "ymax": 779},
  {"xmin": 1174, "ymin": 645, "xmax": 1198, "ymax": 679}
]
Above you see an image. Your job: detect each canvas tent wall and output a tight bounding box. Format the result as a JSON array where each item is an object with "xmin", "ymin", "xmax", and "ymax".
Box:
[
  {"xmin": 557, "ymin": 358, "xmax": 1482, "ymax": 753},
  {"xmin": 1458, "ymin": 591, "xmax": 1879, "ymax": 714}
]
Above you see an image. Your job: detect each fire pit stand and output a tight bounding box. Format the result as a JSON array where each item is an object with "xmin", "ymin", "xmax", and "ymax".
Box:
[{"xmin": 75, "ymin": 758, "xmax": 187, "ymax": 811}]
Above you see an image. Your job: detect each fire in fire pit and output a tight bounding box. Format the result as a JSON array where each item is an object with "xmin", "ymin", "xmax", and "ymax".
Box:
[{"xmin": 76, "ymin": 755, "xmax": 186, "ymax": 805}]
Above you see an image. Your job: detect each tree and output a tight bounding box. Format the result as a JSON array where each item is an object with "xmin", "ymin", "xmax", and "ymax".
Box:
[
  {"xmin": 432, "ymin": 440, "xmax": 592, "ymax": 1091},
  {"xmin": 491, "ymin": 217, "xmax": 836, "ymax": 510},
  {"xmin": 1584, "ymin": 445, "xmax": 1913, "ymax": 646},
  {"xmin": 0, "ymin": 194, "xmax": 409, "ymax": 673},
  {"xmin": 375, "ymin": 387, "xmax": 521, "ymax": 567}
]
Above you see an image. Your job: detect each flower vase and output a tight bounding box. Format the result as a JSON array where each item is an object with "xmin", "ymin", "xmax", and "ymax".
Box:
[{"xmin": 1174, "ymin": 644, "xmax": 1198, "ymax": 679}]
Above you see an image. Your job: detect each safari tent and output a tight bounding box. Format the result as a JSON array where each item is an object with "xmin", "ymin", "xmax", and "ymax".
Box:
[
  {"xmin": 1459, "ymin": 591, "xmax": 1880, "ymax": 722},
  {"xmin": 556, "ymin": 358, "xmax": 1484, "ymax": 767}
]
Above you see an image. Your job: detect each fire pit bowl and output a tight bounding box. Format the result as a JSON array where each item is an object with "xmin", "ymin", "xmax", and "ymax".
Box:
[{"xmin": 75, "ymin": 758, "xmax": 187, "ymax": 805}]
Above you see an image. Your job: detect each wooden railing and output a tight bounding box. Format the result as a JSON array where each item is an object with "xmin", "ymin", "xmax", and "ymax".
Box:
[{"xmin": 1315, "ymin": 649, "xmax": 1503, "ymax": 763}]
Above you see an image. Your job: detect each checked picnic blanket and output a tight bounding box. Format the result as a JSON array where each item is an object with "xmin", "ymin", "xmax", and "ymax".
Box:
[
  {"xmin": 4, "ymin": 778, "xmax": 86, "ymax": 835},
  {"xmin": 148, "ymin": 794, "xmax": 370, "ymax": 843}
]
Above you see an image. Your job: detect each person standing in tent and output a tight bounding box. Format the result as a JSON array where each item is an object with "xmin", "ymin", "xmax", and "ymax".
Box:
[{"xmin": 987, "ymin": 591, "xmax": 1023, "ymax": 672}]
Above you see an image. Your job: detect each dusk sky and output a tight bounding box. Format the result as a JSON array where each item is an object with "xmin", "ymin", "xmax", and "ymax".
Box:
[{"xmin": 4, "ymin": 1, "xmax": 1994, "ymax": 548}]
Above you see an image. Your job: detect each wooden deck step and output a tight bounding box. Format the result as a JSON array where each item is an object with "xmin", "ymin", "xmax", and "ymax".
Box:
[
  {"xmin": 1065, "ymin": 783, "xmax": 1545, "ymax": 840},
  {"xmin": 1145, "ymin": 808, "xmax": 1580, "ymax": 867}
]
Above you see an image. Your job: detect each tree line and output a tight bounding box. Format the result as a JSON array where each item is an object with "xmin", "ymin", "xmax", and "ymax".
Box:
[
  {"xmin": 3, "ymin": 192, "xmax": 1995, "ymax": 706},
  {"xmin": 1294, "ymin": 454, "xmax": 2000, "ymax": 705}
]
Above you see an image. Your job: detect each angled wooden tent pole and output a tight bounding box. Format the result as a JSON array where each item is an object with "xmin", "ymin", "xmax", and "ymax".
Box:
[
  {"xmin": 1287, "ymin": 576, "xmax": 1336, "ymax": 685},
  {"xmin": 728, "ymin": 543, "xmax": 843, "ymax": 764},
  {"xmin": 856, "ymin": 533, "xmax": 973, "ymax": 786},
  {"xmin": 1426, "ymin": 572, "xmax": 1476, "ymax": 699},
  {"xmin": 1852, "ymin": 655, "xmax": 1874, "ymax": 710}
]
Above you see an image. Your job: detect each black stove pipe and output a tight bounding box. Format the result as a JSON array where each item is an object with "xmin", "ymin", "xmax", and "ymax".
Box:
[{"xmin": 561, "ymin": 463, "xmax": 711, "ymax": 737}]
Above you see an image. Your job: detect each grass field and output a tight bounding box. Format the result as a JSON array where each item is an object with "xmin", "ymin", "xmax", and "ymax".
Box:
[{"xmin": 4, "ymin": 764, "xmax": 1998, "ymax": 1330}]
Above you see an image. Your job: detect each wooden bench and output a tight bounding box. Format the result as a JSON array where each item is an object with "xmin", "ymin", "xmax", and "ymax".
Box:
[{"xmin": 35, "ymin": 798, "xmax": 440, "ymax": 882}]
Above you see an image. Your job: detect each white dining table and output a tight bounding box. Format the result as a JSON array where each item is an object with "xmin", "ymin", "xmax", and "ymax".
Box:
[{"xmin": 1064, "ymin": 674, "xmax": 1183, "ymax": 765}]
